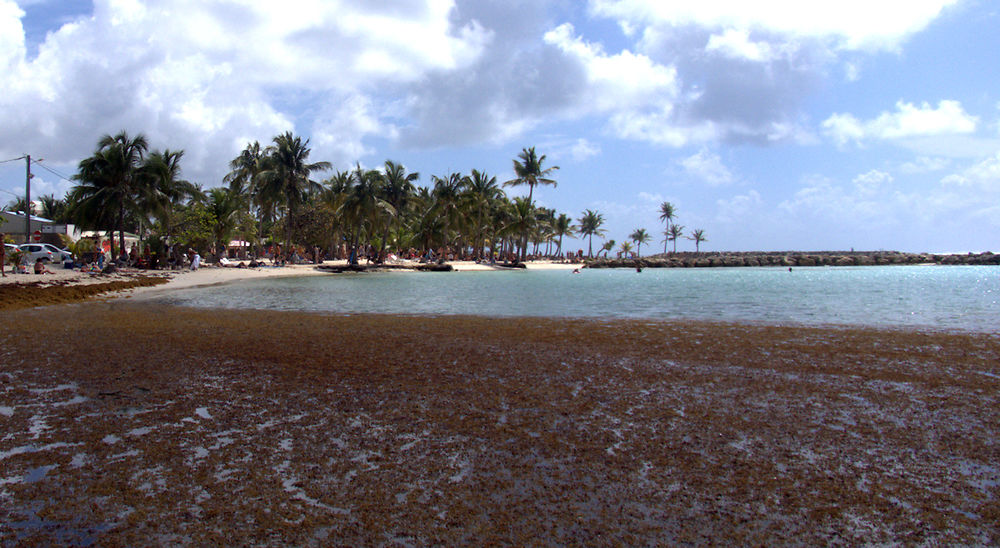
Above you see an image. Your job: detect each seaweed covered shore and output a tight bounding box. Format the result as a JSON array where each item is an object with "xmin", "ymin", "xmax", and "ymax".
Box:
[
  {"xmin": 0, "ymin": 276, "xmax": 171, "ymax": 311},
  {"xmin": 1, "ymin": 304, "xmax": 998, "ymax": 544}
]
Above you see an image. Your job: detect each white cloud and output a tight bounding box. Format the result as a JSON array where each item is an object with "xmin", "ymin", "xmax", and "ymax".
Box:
[
  {"xmin": 705, "ymin": 29, "xmax": 774, "ymax": 62},
  {"xmin": 899, "ymin": 156, "xmax": 950, "ymax": 174},
  {"xmin": 0, "ymin": 0, "xmax": 491, "ymax": 182},
  {"xmin": 823, "ymin": 100, "xmax": 978, "ymax": 146},
  {"xmin": 679, "ymin": 148, "xmax": 735, "ymax": 186},
  {"xmin": 778, "ymin": 175, "xmax": 890, "ymax": 225},
  {"xmin": 852, "ymin": 169, "xmax": 893, "ymax": 195},
  {"xmin": 588, "ymin": 0, "xmax": 958, "ymax": 51},
  {"xmin": 715, "ymin": 189, "xmax": 761, "ymax": 222},
  {"xmin": 940, "ymin": 152, "xmax": 1000, "ymax": 189},
  {"xmin": 543, "ymin": 23, "xmax": 701, "ymax": 146},
  {"xmin": 637, "ymin": 191, "xmax": 664, "ymax": 203}
]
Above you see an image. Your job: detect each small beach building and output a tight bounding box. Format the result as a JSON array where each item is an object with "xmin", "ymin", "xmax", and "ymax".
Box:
[{"xmin": 226, "ymin": 239, "xmax": 251, "ymax": 259}]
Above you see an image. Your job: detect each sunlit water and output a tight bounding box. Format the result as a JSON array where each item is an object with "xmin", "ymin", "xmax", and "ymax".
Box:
[{"xmin": 156, "ymin": 265, "xmax": 1000, "ymax": 332}]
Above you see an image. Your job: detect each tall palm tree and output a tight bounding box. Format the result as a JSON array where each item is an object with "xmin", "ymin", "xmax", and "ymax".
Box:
[
  {"xmin": 659, "ymin": 201, "xmax": 676, "ymax": 254},
  {"xmin": 225, "ymin": 141, "xmax": 266, "ymax": 249},
  {"xmin": 688, "ymin": 228, "xmax": 707, "ymax": 252},
  {"xmin": 503, "ymin": 147, "xmax": 558, "ymax": 262},
  {"xmin": 499, "ymin": 197, "xmax": 537, "ymax": 259},
  {"xmin": 142, "ymin": 149, "xmax": 200, "ymax": 251},
  {"xmin": 256, "ymin": 132, "xmax": 331, "ymax": 249},
  {"xmin": 462, "ymin": 169, "xmax": 502, "ymax": 260},
  {"xmin": 576, "ymin": 209, "xmax": 605, "ymax": 258},
  {"xmin": 320, "ymin": 170, "xmax": 352, "ymax": 258},
  {"xmin": 431, "ymin": 172, "xmax": 468, "ymax": 254},
  {"xmin": 225, "ymin": 141, "xmax": 265, "ymax": 197},
  {"xmin": 551, "ymin": 213, "xmax": 574, "ymax": 257},
  {"xmin": 70, "ymin": 131, "xmax": 150, "ymax": 256},
  {"xmin": 630, "ymin": 228, "xmax": 651, "ymax": 257},
  {"xmin": 206, "ymin": 187, "xmax": 243, "ymax": 258},
  {"xmin": 668, "ymin": 224, "xmax": 685, "ymax": 253},
  {"xmin": 379, "ymin": 160, "xmax": 419, "ymax": 258}
]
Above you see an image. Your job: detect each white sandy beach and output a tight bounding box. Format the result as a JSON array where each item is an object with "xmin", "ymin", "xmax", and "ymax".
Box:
[{"xmin": 1, "ymin": 259, "xmax": 578, "ymax": 298}]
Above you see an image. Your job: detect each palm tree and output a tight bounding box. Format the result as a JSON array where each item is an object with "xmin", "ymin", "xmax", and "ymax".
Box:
[
  {"xmin": 618, "ymin": 241, "xmax": 633, "ymax": 259},
  {"xmin": 225, "ymin": 141, "xmax": 265, "ymax": 197},
  {"xmin": 630, "ymin": 228, "xmax": 651, "ymax": 257},
  {"xmin": 576, "ymin": 209, "xmax": 605, "ymax": 258},
  {"xmin": 431, "ymin": 172, "xmax": 468, "ymax": 254},
  {"xmin": 70, "ymin": 131, "xmax": 150, "ymax": 256},
  {"xmin": 503, "ymin": 147, "xmax": 558, "ymax": 262},
  {"xmin": 4, "ymin": 195, "xmax": 33, "ymax": 215},
  {"xmin": 256, "ymin": 132, "xmax": 331, "ymax": 249},
  {"xmin": 659, "ymin": 201, "xmax": 676, "ymax": 254},
  {"xmin": 551, "ymin": 213, "xmax": 574, "ymax": 258},
  {"xmin": 320, "ymin": 170, "xmax": 352, "ymax": 258},
  {"xmin": 206, "ymin": 187, "xmax": 243, "ymax": 259},
  {"xmin": 142, "ymin": 149, "xmax": 200, "ymax": 252},
  {"xmin": 379, "ymin": 160, "xmax": 419, "ymax": 259},
  {"xmin": 668, "ymin": 224, "xmax": 685, "ymax": 253},
  {"xmin": 37, "ymin": 194, "xmax": 67, "ymax": 223},
  {"xmin": 688, "ymin": 228, "xmax": 707, "ymax": 252},
  {"xmin": 600, "ymin": 239, "xmax": 616, "ymax": 258},
  {"xmin": 462, "ymin": 169, "xmax": 502, "ymax": 260},
  {"xmin": 225, "ymin": 141, "xmax": 266, "ymax": 249},
  {"xmin": 499, "ymin": 197, "xmax": 537, "ymax": 259}
]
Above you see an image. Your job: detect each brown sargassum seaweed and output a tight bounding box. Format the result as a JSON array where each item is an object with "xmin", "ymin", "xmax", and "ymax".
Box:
[
  {"xmin": 1, "ymin": 303, "xmax": 998, "ymax": 545},
  {"xmin": 0, "ymin": 277, "xmax": 169, "ymax": 311}
]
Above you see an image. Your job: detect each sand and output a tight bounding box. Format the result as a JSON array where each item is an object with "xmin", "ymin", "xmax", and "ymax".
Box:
[
  {"xmin": 1, "ymin": 300, "xmax": 998, "ymax": 544},
  {"xmin": 1, "ymin": 259, "xmax": 576, "ymax": 293}
]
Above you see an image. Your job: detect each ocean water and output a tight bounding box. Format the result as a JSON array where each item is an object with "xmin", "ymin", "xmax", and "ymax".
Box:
[{"xmin": 156, "ymin": 265, "xmax": 1000, "ymax": 332}]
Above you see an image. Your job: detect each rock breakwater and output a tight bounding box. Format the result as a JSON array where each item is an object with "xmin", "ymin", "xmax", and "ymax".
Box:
[{"xmin": 585, "ymin": 250, "xmax": 1000, "ymax": 268}]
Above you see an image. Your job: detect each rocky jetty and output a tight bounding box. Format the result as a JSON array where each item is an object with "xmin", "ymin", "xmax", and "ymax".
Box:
[{"xmin": 585, "ymin": 250, "xmax": 1000, "ymax": 269}]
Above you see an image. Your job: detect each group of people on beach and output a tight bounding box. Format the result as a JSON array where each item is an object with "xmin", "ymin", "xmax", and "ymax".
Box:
[{"xmin": 1, "ymin": 232, "xmax": 55, "ymax": 276}]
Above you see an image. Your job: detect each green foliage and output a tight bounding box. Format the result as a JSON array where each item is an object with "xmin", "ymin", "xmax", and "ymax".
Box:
[{"xmin": 173, "ymin": 202, "xmax": 216, "ymax": 252}]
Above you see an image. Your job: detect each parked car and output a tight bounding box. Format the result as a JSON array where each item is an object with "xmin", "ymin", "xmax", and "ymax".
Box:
[
  {"xmin": 41, "ymin": 243, "xmax": 74, "ymax": 262},
  {"xmin": 18, "ymin": 243, "xmax": 74, "ymax": 264},
  {"xmin": 18, "ymin": 243, "xmax": 56, "ymax": 264}
]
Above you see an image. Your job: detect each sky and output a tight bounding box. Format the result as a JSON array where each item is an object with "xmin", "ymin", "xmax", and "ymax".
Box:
[{"xmin": 1, "ymin": 0, "xmax": 998, "ymax": 253}]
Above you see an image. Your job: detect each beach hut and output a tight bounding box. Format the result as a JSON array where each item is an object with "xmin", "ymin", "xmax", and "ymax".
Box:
[{"xmin": 227, "ymin": 240, "xmax": 251, "ymax": 259}]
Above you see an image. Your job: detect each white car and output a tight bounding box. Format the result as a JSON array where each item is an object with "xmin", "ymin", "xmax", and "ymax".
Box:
[{"xmin": 18, "ymin": 243, "xmax": 73, "ymax": 264}]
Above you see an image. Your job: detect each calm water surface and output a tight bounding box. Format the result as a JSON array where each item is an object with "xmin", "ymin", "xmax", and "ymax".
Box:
[{"xmin": 157, "ymin": 265, "xmax": 999, "ymax": 332}]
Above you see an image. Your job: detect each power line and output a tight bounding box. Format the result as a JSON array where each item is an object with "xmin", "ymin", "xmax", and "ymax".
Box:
[
  {"xmin": 0, "ymin": 155, "xmax": 27, "ymax": 164},
  {"xmin": 32, "ymin": 160, "xmax": 74, "ymax": 182}
]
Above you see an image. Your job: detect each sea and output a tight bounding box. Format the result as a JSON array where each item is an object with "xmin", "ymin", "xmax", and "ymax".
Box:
[{"xmin": 154, "ymin": 265, "xmax": 999, "ymax": 333}]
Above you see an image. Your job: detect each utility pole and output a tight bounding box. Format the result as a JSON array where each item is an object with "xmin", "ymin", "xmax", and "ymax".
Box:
[{"xmin": 25, "ymin": 154, "xmax": 31, "ymax": 241}]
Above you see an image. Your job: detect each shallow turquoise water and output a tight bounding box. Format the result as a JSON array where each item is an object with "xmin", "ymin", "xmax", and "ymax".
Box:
[{"xmin": 157, "ymin": 265, "xmax": 1000, "ymax": 332}]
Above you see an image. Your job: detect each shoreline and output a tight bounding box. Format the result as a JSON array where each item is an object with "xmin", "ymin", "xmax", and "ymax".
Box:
[
  {"xmin": 0, "ymin": 260, "xmax": 578, "ymax": 305},
  {"xmin": 1, "ymin": 304, "xmax": 997, "ymax": 544}
]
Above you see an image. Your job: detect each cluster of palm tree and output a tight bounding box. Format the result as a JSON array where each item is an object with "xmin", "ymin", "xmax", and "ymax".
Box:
[
  {"xmin": 59, "ymin": 132, "xmax": 578, "ymax": 264},
  {"xmin": 65, "ymin": 131, "xmax": 203, "ymax": 258},
  {"xmin": 653, "ymin": 201, "xmax": 707, "ymax": 254},
  {"xmin": 222, "ymin": 142, "xmax": 574, "ymax": 264},
  {"xmin": 571, "ymin": 201, "xmax": 708, "ymax": 259},
  {"xmin": 54, "ymin": 131, "xmax": 712, "ymax": 263}
]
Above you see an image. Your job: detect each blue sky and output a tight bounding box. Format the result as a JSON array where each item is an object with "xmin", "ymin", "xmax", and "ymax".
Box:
[{"xmin": 1, "ymin": 0, "xmax": 997, "ymax": 253}]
